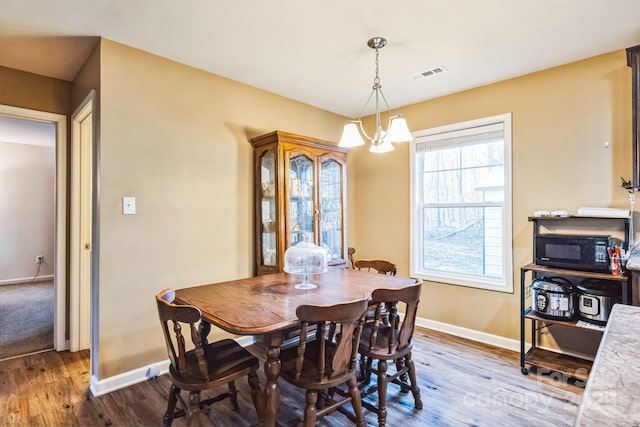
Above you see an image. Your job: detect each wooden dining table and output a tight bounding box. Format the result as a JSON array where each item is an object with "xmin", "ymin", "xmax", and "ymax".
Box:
[{"xmin": 174, "ymin": 267, "xmax": 418, "ymax": 427}]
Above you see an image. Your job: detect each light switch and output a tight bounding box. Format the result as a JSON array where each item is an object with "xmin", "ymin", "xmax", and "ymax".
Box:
[{"xmin": 122, "ymin": 196, "xmax": 136, "ymax": 215}]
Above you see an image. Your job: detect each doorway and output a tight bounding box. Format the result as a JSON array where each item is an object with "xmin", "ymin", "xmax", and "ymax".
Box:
[{"xmin": 0, "ymin": 104, "xmax": 67, "ymax": 354}]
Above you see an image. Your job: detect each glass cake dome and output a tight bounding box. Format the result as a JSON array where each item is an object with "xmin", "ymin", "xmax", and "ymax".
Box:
[{"xmin": 284, "ymin": 241, "xmax": 328, "ymax": 289}]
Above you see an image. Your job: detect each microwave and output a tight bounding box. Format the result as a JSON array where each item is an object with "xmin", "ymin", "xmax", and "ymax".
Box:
[{"xmin": 534, "ymin": 234, "xmax": 622, "ymax": 272}]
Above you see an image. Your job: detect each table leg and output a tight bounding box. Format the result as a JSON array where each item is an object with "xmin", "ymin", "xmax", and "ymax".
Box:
[{"xmin": 263, "ymin": 332, "xmax": 283, "ymax": 427}]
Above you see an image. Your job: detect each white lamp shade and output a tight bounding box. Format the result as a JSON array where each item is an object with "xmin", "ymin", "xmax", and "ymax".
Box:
[
  {"xmin": 386, "ymin": 116, "xmax": 413, "ymax": 143},
  {"xmin": 370, "ymin": 139, "xmax": 395, "ymax": 153},
  {"xmin": 338, "ymin": 122, "xmax": 365, "ymax": 147}
]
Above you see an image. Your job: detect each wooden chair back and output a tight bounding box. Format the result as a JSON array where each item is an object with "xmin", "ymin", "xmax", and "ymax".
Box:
[
  {"xmin": 355, "ymin": 259, "xmax": 397, "ymax": 276},
  {"xmin": 358, "ymin": 280, "xmax": 424, "ymax": 425},
  {"xmin": 279, "ymin": 297, "xmax": 369, "ymax": 425},
  {"xmin": 155, "ymin": 289, "xmax": 264, "ymax": 426},
  {"xmin": 348, "ymin": 247, "xmax": 356, "ymax": 269},
  {"xmin": 368, "ymin": 281, "xmax": 422, "ymax": 353},
  {"xmin": 294, "ymin": 298, "xmax": 368, "ymax": 384},
  {"xmin": 156, "ymin": 289, "xmax": 208, "ymax": 381}
]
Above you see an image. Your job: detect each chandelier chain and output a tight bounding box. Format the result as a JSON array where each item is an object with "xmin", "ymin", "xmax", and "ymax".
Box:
[{"xmin": 373, "ymin": 47, "xmax": 381, "ymax": 88}]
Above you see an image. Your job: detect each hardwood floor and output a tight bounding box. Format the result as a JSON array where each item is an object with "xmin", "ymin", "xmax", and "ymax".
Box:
[{"xmin": 0, "ymin": 328, "xmax": 583, "ymax": 426}]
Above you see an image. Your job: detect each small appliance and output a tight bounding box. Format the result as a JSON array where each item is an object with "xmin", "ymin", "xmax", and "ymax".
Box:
[
  {"xmin": 576, "ymin": 279, "xmax": 621, "ymax": 325},
  {"xmin": 534, "ymin": 234, "xmax": 622, "ymax": 272},
  {"xmin": 531, "ymin": 276, "xmax": 574, "ymax": 320}
]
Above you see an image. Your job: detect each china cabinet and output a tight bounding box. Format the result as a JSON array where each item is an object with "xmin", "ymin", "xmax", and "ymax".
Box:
[{"xmin": 249, "ymin": 130, "xmax": 349, "ymax": 276}]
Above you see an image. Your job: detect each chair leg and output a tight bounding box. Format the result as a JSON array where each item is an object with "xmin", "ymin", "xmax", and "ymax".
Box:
[
  {"xmin": 405, "ymin": 352, "xmax": 423, "ymax": 409},
  {"xmin": 303, "ymin": 390, "xmax": 318, "ymax": 427},
  {"xmin": 228, "ymin": 380, "xmax": 239, "ymax": 411},
  {"xmin": 358, "ymin": 355, "xmax": 368, "ymax": 382},
  {"xmin": 347, "ymin": 376, "xmax": 366, "ymax": 427},
  {"xmin": 247, "ymin": 370, "xmax": 265, "ymax": 422},
  {"xmin": 163, "ymin": 383, "xmax": 179, "ymax": 427},
  {"xmin": 365, "ymin": 356, "xmax": 374, "ymax": 384},
  {"xmin": 395, "ymin": 358, "xmax": 410, "ymax": 393},
  {"xmin": 186, "ymin": 391, "xmax": 202, "ymax": 427},
  {"xmin": 377, "ymin": 359, "xmax": 389, "ymax": 427},
  {"xmin": 316, "ymin": 389, "xmax": 327, "ymax": 409},
  {"xmin": 381, "ymin": 310, "xmax": 390, "ymax": 326}
]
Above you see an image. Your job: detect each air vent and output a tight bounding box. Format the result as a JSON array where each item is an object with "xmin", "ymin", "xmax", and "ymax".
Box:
[{"xmin": 412, "ymin": 66, "xmax": 447, "ymax": 81}]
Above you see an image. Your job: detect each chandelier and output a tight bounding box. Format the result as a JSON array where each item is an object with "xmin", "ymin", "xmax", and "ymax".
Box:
[{"xmin": 338, "ymin": 37, "xmax": 413, "ymax": 153}]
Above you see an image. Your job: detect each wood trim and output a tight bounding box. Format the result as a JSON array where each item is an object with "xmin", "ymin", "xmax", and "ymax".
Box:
[{"xmin": 249, "ymin": 130, "xmax": 350, "ymax": 154}]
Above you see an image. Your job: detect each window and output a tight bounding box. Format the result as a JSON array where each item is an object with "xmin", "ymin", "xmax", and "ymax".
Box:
[{"xmin": 410, "ymin": 113, "xmax": 513, "ymax": 292}]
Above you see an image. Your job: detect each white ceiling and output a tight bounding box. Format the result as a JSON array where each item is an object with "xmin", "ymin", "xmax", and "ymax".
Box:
[{"xmin": 1, "ymin": 0, "xmax": 640, "ymax": 118}]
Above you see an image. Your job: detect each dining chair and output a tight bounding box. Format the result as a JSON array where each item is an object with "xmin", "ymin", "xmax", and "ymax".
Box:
[
  {"xmin": 354, "ymin": 259, "xmax": 397, "ymax": 276},
  {"xmin": 354, "ymin": 258, "xmax": 396, "ymax": 326},
  {"xmin": 358, "ymin": 281, "xmax": 423, "ymax": 427},
  {"xmin": 279, "ymin": 298, "xmax": 369, "ymax": 427},
  {"xmin": 155, "ymin": 289, "xmax": 264, "ymax": 427},
  {"xmin": 348, "ymin": 247, "xmax": 356, "ymax": 269}
]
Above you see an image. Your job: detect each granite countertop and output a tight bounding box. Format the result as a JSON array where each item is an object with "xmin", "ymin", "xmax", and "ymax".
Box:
[{"xmin": 574, "ymin": 304, "xmax": 640, "ymax": 426}]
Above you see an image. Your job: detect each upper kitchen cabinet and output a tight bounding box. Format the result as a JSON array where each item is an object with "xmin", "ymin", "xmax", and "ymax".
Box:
[{"xmin": 249, "ymin": 131, "xmax": 349, "ymax": 276}]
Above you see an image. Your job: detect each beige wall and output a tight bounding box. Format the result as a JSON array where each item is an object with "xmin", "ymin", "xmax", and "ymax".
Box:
[
  {"xmin": 96, "ymin": 39, "xmax": 348, "ymax": 377},
  {"xmin": 71, "ymin": 42, "xmax": 100, "ymax": 110},
  {"xmin": 0, "ymin": 66, "xmax": 70, "ymax": 114},
  {"xmin": 350, "ymin": 50, "xmax": 632, "ymax": 343},
  {"xmin": 0, "ymin": 142, "xmax": 55, "ymax": 282}
]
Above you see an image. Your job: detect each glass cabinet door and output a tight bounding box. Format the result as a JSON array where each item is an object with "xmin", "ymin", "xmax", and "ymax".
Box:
[
  {"xmin": 251, "ymin": 131, "xmax": 348, "ymax": 276},
  {"xmin": 319, "ymin": 159, "xmax": 343, "ymax": 262},
  {"xmin": 260, "ymin": 151, "xmax": 276, "ymax": 266},
  {"xmin": 288, "ymin": 154, "xmax": 314, "ymax": 246}
]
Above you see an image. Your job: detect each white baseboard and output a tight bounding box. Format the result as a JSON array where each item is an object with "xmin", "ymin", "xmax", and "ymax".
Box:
[
  {"xmin": 89, "ymin": 335, "xmax": 256, "ymax": 396},
  {"xmin": 90, "ymin": 359, "xmax": 171, "ymax": 396},
  {"xmin": 0, "ymin": 275, "xmax": 54, "ymax": 286},
  {"xmin": 416, "ymin": 317, "xmax": 596, "ymax": 361},
  {"xmin": 415, "ymin": 316, "xmax": 521, "ymax": 352}
]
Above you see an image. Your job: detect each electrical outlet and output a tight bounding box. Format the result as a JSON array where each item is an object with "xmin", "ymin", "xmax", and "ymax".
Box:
[
  {"xmin": 122, "ymin": 196, "xmax": 136, "ymax": 215},
  {"xmin": 35, "ymin": 255, "xmax": 43, "ymax": 265}
]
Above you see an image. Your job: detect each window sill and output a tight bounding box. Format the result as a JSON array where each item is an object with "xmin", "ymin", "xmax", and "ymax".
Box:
[{"xmin": 413, "ymin": 271, "xmax": 514, "ymax": 293}]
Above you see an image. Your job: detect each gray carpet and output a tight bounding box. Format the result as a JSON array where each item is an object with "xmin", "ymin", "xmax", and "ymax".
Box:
[{"xmin": 0, "ymin": 281, "xmax": 54, "ymax": 360}]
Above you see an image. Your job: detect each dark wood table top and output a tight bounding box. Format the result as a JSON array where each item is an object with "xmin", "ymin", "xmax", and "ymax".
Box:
[{"xmin": 174, "ymin": 267, "xmax": 417, "ymax": 335}]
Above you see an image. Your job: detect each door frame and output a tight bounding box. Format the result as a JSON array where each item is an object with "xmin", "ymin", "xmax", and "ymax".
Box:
[
  {"xmin": 70, "ymin": 90, "xmax": 95, "ymax": 351},
  {"xmin": 0, "ymin": 104, "xmax": 67, "ymax": 351}
]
